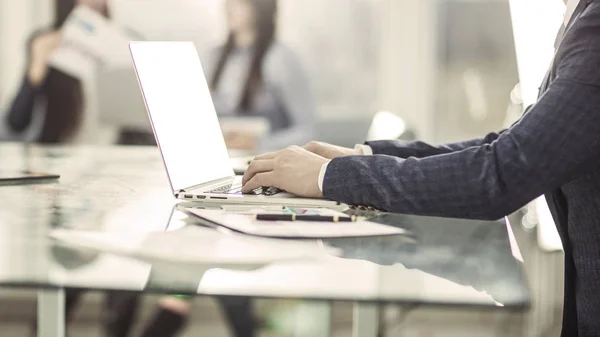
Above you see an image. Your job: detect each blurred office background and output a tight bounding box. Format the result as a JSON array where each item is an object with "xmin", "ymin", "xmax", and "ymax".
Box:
[
  {"xmin": 0, "ymin": 0, "xmax": 520, "ymax": 145},
  {"xmin": 0, "ymin": 0, "xmax": 567, "ymax": 336}
]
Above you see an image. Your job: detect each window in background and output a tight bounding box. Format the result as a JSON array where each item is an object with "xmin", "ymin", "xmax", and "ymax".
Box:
[
  {"xmin": 509, "ymin": 0, "xmax": 563, "ymax": 107},
  {"xmin": 278, "ymin": 0, "xmax": 382, "ymax": 118},
  {"xmin": 434, "ymin": 0, "xmax": 519, "ymax": 143}
]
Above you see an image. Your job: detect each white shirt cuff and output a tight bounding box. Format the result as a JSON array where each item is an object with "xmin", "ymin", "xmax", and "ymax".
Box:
[
  {"xmin": 318, "ymin": 161, "xmax": 329, "ymax": 193},
  {"xmin": 355, "ymin": 144, "xmax": 373, "ymax": 155}
]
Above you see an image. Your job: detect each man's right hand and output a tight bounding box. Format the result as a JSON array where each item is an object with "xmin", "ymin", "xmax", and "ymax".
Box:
[
  {"xmin": 28, "ymin": 31, "xmax": 62, "ymax": 86},
  {"xmin": 303, "ymin": 141, "xmax": 361, "ymax": 159}
]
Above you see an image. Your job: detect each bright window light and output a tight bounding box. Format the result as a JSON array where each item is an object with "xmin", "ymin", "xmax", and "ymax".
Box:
[
  {"xmin": 509, "ymin": 0, "xmax": 564, "ymax": 106},
  {"xmin": 509, "ymin": 0, "xmax": 565, "ymax": 251},
  {"xmin": 366, "ymin": 111, "xmax": 406, "ymax": 141}
]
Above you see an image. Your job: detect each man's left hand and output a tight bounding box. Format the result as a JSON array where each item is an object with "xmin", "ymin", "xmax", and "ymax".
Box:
[{"xmin": 241, "ymin": 146, "xmax": 329, "ymax": 198}]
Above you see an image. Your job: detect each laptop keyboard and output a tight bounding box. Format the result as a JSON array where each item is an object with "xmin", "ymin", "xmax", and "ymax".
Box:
[
  {"xmin": 205, "ymin": 184, "xmax": 282, "ymax": 196},
  {"xmin": 208, "ymin": 183, "xmax": 241, "ymax": 194}
]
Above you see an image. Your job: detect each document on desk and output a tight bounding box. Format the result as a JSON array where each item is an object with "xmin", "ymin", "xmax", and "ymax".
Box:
[
  {"xmin": 186, "ymin": 208, "xmax": 407, "ymax": 238},
  {"xmin": 50, "ymin": 226, "xmax": 338, "ymax": 266}
]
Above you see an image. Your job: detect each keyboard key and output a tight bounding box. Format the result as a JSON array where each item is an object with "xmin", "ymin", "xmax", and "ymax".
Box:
[
  {"xmin": 248, "ymin": 187, "xmax": 282, "ymax": 196},
  {"xmin": 205, "ymin": 184, "xmax": 281, "ymax": 196},
  {"xmin": 206, "ymin": 183, "xmax": 242, "ymax": 194},
  {"xmin": 263, "ymin": 187, "xmax": 282, "ymax": 196}
]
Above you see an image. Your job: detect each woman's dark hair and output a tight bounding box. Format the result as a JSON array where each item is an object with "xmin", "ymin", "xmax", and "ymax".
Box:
[
  {"xmin": 38, "ymin": 0, "xmax": 109, "ymax": 143},
  {"xmin": 54, "ymin": 0, "xmax": 77, "ymax": 29},
  {"xmin": 210, "ymin": 0, "xmax": 278, "ymax": 112}
]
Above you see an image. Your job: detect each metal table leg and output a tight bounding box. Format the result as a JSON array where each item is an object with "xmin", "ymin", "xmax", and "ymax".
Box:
[
  {"xmin": 294, "ymin": 301, "xmax": 332, "ymax": 337},
  {"xmin": 353, "ymin": 303, "xmax": 379, "ymax": 337},
  {"xmin": 37, "ymin": 289, "xmax": 65, "ymax": 337}
]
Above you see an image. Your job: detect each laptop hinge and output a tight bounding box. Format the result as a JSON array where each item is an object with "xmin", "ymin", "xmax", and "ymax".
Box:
[{"xmin": 177, "ymin": 176, "xmax": 235, "ymax": 194}]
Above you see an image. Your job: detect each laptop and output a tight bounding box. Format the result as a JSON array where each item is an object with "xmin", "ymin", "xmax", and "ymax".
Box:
[{"xmin": 129, "ymin": 41, "xmax": 342, "ymax": 208}]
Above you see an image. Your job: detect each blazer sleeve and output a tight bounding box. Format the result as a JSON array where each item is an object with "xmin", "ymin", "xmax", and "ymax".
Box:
[
  {"xmin": 323, "ymin": 7, "xmax": 600, "ymax": 220},
  {"xmin": 365, "ymin": 131, "xmax": 506, "ymax": 159},
  {"xmin": 6, "ymin": 77, "xmax": 43, "ymax": 132}
]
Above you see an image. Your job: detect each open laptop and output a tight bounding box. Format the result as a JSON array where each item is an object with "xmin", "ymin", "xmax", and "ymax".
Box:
[{"xmin": 129, "ymin": 41, "xmax": 342, "ymax": 208}]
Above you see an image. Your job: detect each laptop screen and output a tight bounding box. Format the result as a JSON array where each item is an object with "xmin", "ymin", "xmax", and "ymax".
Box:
[{"xmin": 130, "ymin": 41, "xmax": 233, "ymax": 192}]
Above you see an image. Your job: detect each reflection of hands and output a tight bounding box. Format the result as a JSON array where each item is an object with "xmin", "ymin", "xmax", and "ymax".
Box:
[
  {"xmin": 224, "ymin": 132, "xmax": 258, "ymax": 151},
  {"xmin": 241, "ymin": 146, "xmax": 328, "ymax": 198},
  {"xmin": 28, "ymin": 31, "xmax": 62, "ymax": 86},
  {"xmin": 303, "ymin": 141, "xmax": 361, "ymax": 159}
]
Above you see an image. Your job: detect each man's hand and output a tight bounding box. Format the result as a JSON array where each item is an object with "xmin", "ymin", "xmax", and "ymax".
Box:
[
  {"xmin": 242, "ymin": 146, "xmax": 329, "ymax": 198},
  {"xmin": 303, "ymin": 141, "xmax": 361, "ymax": 159}
]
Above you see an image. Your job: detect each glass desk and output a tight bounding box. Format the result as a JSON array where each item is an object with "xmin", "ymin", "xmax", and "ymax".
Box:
[{"xmin": 0, "ymin": 144, "xmax": 530, "ymax": 337}]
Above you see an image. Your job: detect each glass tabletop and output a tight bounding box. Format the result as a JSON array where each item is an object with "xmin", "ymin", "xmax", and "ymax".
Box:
[{"xmin": 0, "ymin": 144, "xmax": 530, "ymax": 309}]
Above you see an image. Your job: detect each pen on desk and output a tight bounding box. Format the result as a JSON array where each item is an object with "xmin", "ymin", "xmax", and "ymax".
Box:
[{"xmin": 255, "ymin": 214, "xmax": 357, "ymax": 222}]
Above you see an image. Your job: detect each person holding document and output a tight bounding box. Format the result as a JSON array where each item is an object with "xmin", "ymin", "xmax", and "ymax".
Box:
[
  {"xmin": 4, "ymin": 0, "xmax": 113, "ymax": 143},
  {"xmin": 4, "ymin": 0, "xmax": 150, "ymax": 145},
  {"xmin": 204, "ymin": 0, "xmax": 316, "ymax": 151},
  {"xmin": 241, "ymin": 1, "xmax": 600, "ymax": 336}
]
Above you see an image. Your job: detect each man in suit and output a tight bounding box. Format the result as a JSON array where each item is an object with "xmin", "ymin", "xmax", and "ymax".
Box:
[{"xmin": 241, "ymin": 0, "xmax": 599, "ymax": 335}]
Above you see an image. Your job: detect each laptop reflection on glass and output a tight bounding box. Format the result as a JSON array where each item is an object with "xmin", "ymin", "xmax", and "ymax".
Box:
[{"xmin": 129, "ymin": 41, "xmax": 341, "ymax": 208}]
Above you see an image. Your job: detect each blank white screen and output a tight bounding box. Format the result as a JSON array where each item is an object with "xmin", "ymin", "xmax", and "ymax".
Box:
[{"xmin": 130, "ymin": 41, "xmax": 233, "ymax": 192}]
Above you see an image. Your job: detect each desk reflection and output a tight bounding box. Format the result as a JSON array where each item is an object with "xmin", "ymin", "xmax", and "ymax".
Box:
[{"xmin": 0, "ymin": 144, "xmax": 529, "ymax": 313}]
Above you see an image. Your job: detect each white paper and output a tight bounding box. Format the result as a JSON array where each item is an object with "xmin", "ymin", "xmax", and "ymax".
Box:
[
  {"xmin": 47, "ymin": 46, "xmax": 96, "ymax": 80},
  {"xmin": 50, "ymin": 226, "xmax": 339, "ymax": 266},
  {"xmin": 187, "ymin": 209, "xmax": 407, "ymax": 238},
  {"xmin": 49, "ymin": 5, "xmax": 139, "ymax": 73}
]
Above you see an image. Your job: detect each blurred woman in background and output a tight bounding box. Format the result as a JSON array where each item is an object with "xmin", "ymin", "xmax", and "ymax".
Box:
[
  {"xmin": 207, "ymin": 0, "xmax": 315, "ymax": 151},
  {"xmin": 5, "ymin": 0, "xmax": 153, "ymax": 146},
  {"xmin": 5, "ymin": 0, "xmax": 113, "ymax": 143},
  {"xmin": 136, "ymin": 3, "xmax": 309, "ymax": 337}
]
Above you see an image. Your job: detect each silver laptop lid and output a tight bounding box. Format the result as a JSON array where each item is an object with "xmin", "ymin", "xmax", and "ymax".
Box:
[
  {"xmin": 129, "ymin": 41, "xmax": 234, "ymax": 192},
  {"xmin": 97, "ymin": 68, "xmax": 151, "ymax": 131}
]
